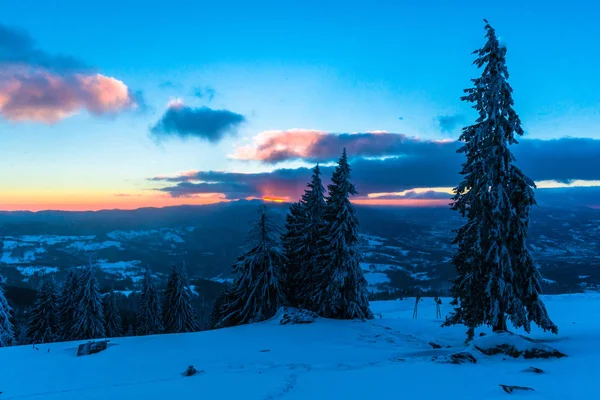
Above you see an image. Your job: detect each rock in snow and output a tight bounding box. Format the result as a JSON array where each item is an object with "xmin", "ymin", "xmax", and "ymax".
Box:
[
  {"xmin": 471, "ymin": 332, "xmax": 567, "ymax": 359},
  {"xmin": 274, "ymin": 307, "xmax": 319, "ymax": 325}
]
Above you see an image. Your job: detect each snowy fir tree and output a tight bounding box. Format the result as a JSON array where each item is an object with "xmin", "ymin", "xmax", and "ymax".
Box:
[
  {"xmin": 57, "ymin": 269, "xmax": 80, "ymax": 341},
  {"xmin": 281, "ymin": 201, "xmax": 306, "ymax": 303},
  {"xmin": 0, "ymin": 279, "xmax": 15, "ymax": 347},
  {"xmin": 215, "ymin": 206, "xmax": 286, "ymax": 328},
  {"xmin": 162, "ymin": 263, "xmax": 200, "ymax": 334},
  {"xmin": 295, "ymin": 164, "xmax": 327, "ymax": 309},
  {"xmin": 136, "ymin": 268, "xmax": 164, "ymax": 336},
  {"xmin": 307, "ymin": 149, "xmax": 373, "ymax": 320},
  {"xmin": 443, "ymin": 20, "xmax": 557, "ymax": 340},
  {"xmin": 26, "ymin": 277, "xmax": 59, "ymax": 344},
  {"xmin": 72, "ymin": 264, "xmax": 106, "ymax": 340},
  {"xmin": 209, "ymin": 286, "xmax": 233, "ymax": 329},
  {"xmin": 103, "ymin": 292, "xmax": 123, "ymax": 338}
]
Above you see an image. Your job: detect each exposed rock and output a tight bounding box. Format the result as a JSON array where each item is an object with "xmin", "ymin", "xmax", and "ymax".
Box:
[
  {"xmin": 523, "ymin": 348, "xmax": 566, "ymax": 359},
  {"xmin": 471, "ymin": 332, "xmax": 566, "ymax": 359},
  {"xmin": 523, "ymin": 366, "xmax": 544, "ymax": 374},
  {"xmin": 429, "ymin": 342, "xmax": 442, "ymax": 349},
  {"xmin": 275, "ymin": 307, "xmax": 319, "ymax": 325},
  {"xmin": 182, "ymin": 365, "xmax": 202, "ymax": 377},
  {"xmin": 439, "ymin": 351, "xmax": 477, "ymax": 364},
  {"xmin": 77, "ymin": 340, "xmax": 110, "ymax": 357},
  {"xmin": 499, "ymin": 384, "xmax": 535, "ymax": 394}
]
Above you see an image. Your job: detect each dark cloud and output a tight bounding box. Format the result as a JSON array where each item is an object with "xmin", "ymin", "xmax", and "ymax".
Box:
[
  {"xmin": 233, "ymin": 130, "xmax": 453, "ymax": 164},
  {"xmin": 193, "ymin": 86, "xmax": 216, "ymax": 101},
  {"xmin": 235, "ymin": 130, "xmax": 600, "ymax": 182},
  {"xmin": 153, "ymin": 137, "xmax": 600, "ymax": 200},
  {"xmin": 0, "ymin": 23, "xmax": 90, "ymax": 72},
  {"xmin": 150, "ymin": 103, "xmax": 246, "ymax": 142},
  {"xmin": 435, "ymin": 114, "xmax": 466, "ymax": 134},
  {"xmin": 150, "ymin": 168, "xmax": 312, "ymax": 199}
]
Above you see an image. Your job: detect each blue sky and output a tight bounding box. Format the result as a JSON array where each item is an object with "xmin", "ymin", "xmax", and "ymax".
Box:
[{"xmin": 1, "ymin": 0, "xmax": 599, "ymax": 210}]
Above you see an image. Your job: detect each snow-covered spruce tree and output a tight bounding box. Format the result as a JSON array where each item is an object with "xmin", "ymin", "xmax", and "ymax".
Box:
[
  {"xmin": 208, "ymin": 285, "xmax": 233, "ymax": 329},
  {"xmin": 136, "ymin": 268, "xmax": 164, "ymax": 336},
  {"xmin": 216, "ymin": 206, "xmax": 286, "ymax": 328},
  {"xmin": 103, "ymin": 292, "xmax": 123, "ymax": 338},
  {"xmin": 26, "ymin": 277, "xmax": 59, "ymax": 344},
  {"xmin": 162, "ymin": 263, "xmax": 200, "ymax": 333},
  {"xmin": 295, "ymin": 164, "xmax": 327, "ymax": 310},
  {"xmin": 72, "ymin": 264, "xmax": 106, "ymax": 340},
  {"xmin": 443, "ymin": 20, "xmax": 557, "ymax": 340},
  {"xmin": 307, "ymin": 150, "xmax": 373, "ymax": 320},
  {"xmin": 0, "ymin": 280, "xmax": 15, "ymax": 347},
  {"xmin": 281, "ymin": 201, "xmax": 306, "ymax": 304},
  {"xmin": 57, "ymin": 269, "xmax": 81, "ymax": 341}
]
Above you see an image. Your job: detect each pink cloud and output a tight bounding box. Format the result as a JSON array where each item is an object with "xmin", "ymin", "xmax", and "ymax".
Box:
[
  {"xmin": 231, "ymin": 129, "xmax": 327, "ymax": 162},
  {"xmin": 230, "ymin": 129, "xmax": 452, "ymax": 164},
  {"xmin": 0, "ymin": 64, "xmax": 138, "ymax": 123}
]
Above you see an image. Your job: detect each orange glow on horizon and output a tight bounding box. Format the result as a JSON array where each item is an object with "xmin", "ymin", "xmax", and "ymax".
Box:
[
  {"xmin": 0, "ymin": 190, "xmax": 226, "ymax": 212},
  {"xmin": 262, "ymin": 196, "xmax": 287, "ymax": 203}
]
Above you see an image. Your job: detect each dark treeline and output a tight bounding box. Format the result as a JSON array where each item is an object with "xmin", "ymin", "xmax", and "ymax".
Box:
[
  {"xmin": 211, "ymin": 150, "xmax": 373, "ymax": 329},
  {"xmin": 0, "ymin": 263, "xmax": 216, "ymax": 346}
]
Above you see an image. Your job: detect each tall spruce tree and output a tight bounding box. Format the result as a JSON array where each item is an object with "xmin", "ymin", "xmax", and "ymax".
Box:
[
  {"xmin": 57, "ymin": 269, "xmax": 80, "ymax": 341},
  {"xmin": 103, "ymin": 292, "xmax": 123, "ymax": 338},
  {"xmin": 308, "ymin": 149, "xmax": 373, "ymax": 320},
  {"xmin": 0, "ymin": 280, "xmax": 15, "ymax": 347},
  {"xmin": 216, "ymin": 206, "xmax": 286, "ymax": 328},
  {"xmin": 26, "ymin": 277, "xmax": 59, "ymax": 344},
  {"xmin": 136, "ymin": 268, "xmax": 164, "ymax": 336},
  {"xmin": 443, "ymin": 20, "xmax": 557, "ymax": 340},
  {"xmin": 295, "ymin": 164, "xmax": 327, "ymax": 309},
  {"xmin": 281, "ymin": 201, "xmax": 306, "ymax": 303},
  {"xmin": 162, "ymin": 263, "xmax": 200, "ymax": 333},
  {"xmin": 72, "ymin": 264, "xmax": 106, "ymax": 340},
  {"xmin": 209, "ymin": 285, "xmax": 232, "ymax": 329}
]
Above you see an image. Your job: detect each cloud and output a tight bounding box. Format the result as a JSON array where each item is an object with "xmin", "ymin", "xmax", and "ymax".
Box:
[
  {"xmin": 0, "ymin": 66, "xmax": 139, "ymax": 123},
  {"xmin": 231, "ymin": 130, "xmax": 600, "ymax": 182},
  {"xmin": 0, "ymin": 24, "xmax": 140, "ymax": 123},
  {"xmin": 153, "ymin": 137, "xmax": 600, "ymax": 201},
  {"xmin": 0, "ymin": 23, "xmax": 90, "ymax": 72},
  {"xmin": 193, "ymin": 85, "xmax": 216, "ymax": 101},
  {"xmin": 150, "ymin": 168, "xmax": 312, "ymax": 200},
  {"xmin": 231, "ymin": 129, "xmax": 453, "ymax": 164},
  {"xmin": 435, "ymin": 114, "xmax": 466, "ymax": 134},
  {"xmin": 150, "ymin": 100, "xmax": 246, "ymax": 142}
]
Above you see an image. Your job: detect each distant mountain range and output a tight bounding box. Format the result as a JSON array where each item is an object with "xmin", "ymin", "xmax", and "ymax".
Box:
[{"xmin": 1, "ymin": 199, "xmax": 599, "ymax": 296}]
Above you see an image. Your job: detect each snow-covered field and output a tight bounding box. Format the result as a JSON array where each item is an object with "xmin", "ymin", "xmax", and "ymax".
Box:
[{"xmin": 0, "ymin": 294, "xmax": 597, "ymax": 399}]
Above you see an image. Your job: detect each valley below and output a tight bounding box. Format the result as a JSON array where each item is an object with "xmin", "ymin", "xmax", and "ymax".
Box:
[{"xmin": 1, "ymin": 200, "xmax": 598, "ymax": 302}]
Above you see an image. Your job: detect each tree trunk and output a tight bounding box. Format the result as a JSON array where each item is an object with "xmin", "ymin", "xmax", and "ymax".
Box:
[{"xmin": 493, "ymin": 313, "xmax": 507, "ymax": 333}]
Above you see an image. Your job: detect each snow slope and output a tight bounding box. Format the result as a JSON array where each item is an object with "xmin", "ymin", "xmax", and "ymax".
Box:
[{"xmin": 0, "ymin": 294, "xmax": 597, "ymax": 399}]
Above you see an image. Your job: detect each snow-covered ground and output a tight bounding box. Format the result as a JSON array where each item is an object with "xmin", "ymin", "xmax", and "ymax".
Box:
[{"xmin": 0, "ymin": 294, "xmax": 597, "ymax": 399}]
